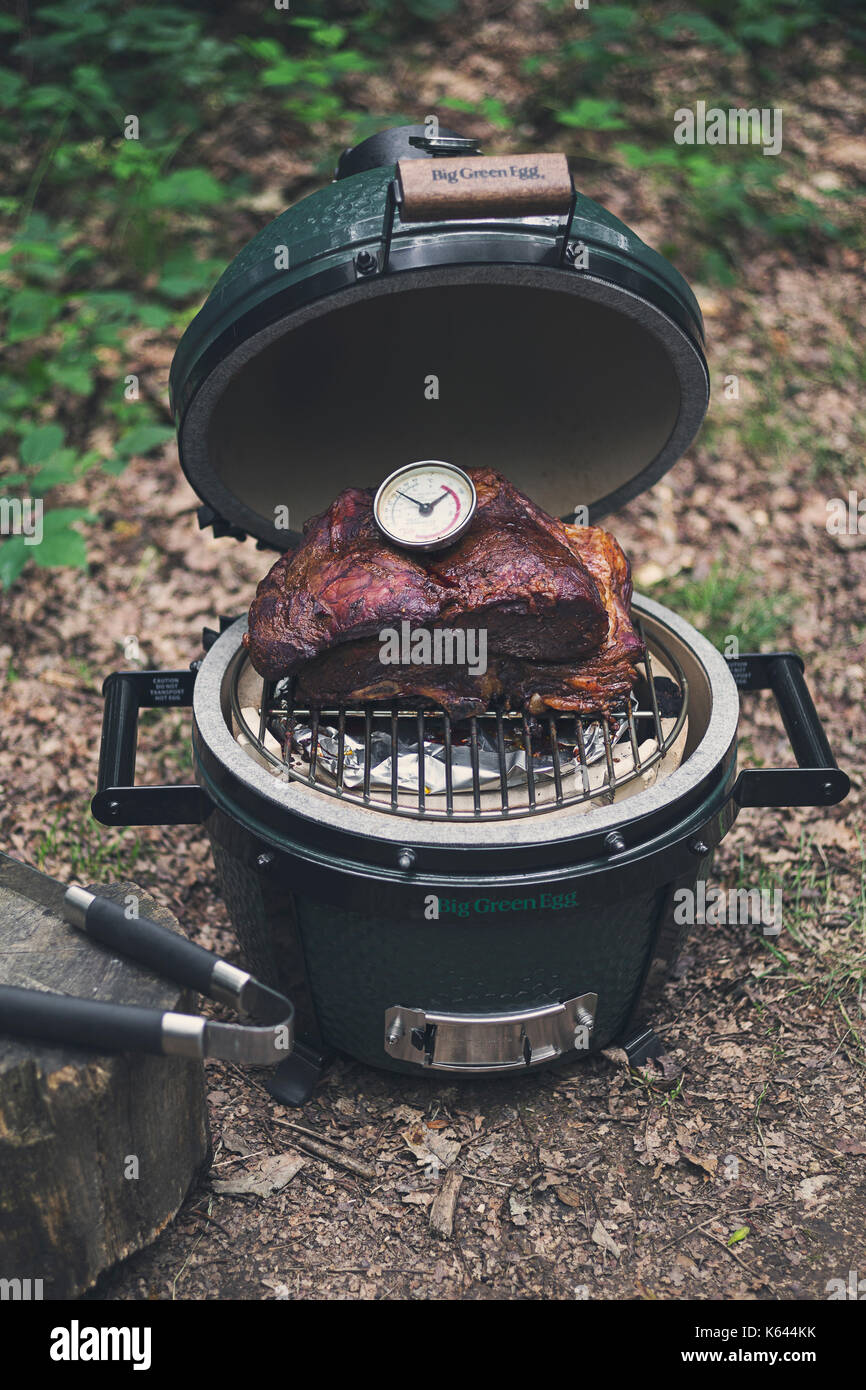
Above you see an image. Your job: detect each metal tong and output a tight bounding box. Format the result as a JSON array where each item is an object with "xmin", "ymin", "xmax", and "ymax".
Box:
[{"xmin": 0, "ymin": 852, "xmax": 293, "ymax": 1066}]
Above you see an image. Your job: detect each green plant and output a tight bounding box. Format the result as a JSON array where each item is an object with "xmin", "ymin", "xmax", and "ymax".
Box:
[
  {"xmin": 34, "ymin": 807, "xmax": 144, "ymax": 884},
  {"xmin": 731, "ymin": 832, "xmax": 866, "ymax": 1054},
  {"xmin": 521, "ymin": 2, "xmax": 863, "ymax": 282},
  {"xmin": 615, "ymin": 142, "xmax": 856, "ymax": 281},
  {"xmin": 0, "ymin": 212, "xmax": 178, "ymax": 588},
  {"xmin": 647, "ymin": 562, "xmax": 796, "ymax": 651},
  {"xmin": 0, "ymin": 507, "xmax": 94, "ymax": 589},
  {"xmin": 702, "ymin": 350, "xmax": 866, "ymax": 488},
  {"xmin": 1, "ymin": 0, "xmax": 862, "ymax": 595},
  {"xmin": 682, "ymin": 0, "xmax": 865, "ymax": 50},
  {"xmin": 240, "ymin": 19, "xmax": 376, "ymax": 127},
  {"xmin": 440, "ymin": 96, "xmax": 514, "ymax": 132},
  {"xmin": 0, "ymin": 0, "xmax": 265, "ymax": 589},
  {"xmin": 555, "ymin": 98, "xmax": 626, "ymax": 132},
  {"xmin": 1, "ymin": 3, "xmax": 243, "ymax": 149}
]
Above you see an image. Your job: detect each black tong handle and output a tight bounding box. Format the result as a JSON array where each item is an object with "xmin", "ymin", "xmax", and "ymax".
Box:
[
  {"xmin": 0, "ymin": 875, "xmax": 291, "ymax": 1062},
  {"xmin": 67, "ymin": 889, "xmax": 222, "ymax": 996},
  {"xmin": 0, "ymin": 985, "xmax": 167, "ymax": 1055}
]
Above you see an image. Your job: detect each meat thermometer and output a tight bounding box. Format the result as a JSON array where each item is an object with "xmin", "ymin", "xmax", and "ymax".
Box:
[{"xmin": 373, "ymin": 461, "xmax": 477, "ymax": 552}]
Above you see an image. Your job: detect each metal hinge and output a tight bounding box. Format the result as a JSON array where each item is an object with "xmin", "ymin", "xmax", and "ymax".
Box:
[
  {"xmin": 383, "ymin": 993, "xmax": 598, "ymax": 1073},
  {"xmin": 196, "ymin": 503, "xmax": 247, "ymax": 543}
]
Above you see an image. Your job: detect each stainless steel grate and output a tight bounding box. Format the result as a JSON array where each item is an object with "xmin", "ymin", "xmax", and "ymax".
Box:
[{"xmin": 230, "ymin": 619, "xmax": 689, "ymax": 822}]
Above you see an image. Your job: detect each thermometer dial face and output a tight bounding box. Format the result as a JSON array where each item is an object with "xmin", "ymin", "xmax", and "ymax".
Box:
[{"xmin": 373, "ymin": 462, "xmax": 477, "ymax": 552}]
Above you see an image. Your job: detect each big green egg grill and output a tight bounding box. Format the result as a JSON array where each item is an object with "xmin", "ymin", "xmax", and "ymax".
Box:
[{"xmin": 93, "ymin": 127, "xmax": 848, "ymax": 1100}]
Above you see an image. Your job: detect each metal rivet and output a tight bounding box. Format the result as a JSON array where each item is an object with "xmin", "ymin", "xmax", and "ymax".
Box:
[
  {"xmin": 397, "ymin": 848, "xmax": 416, "ymax": 872},
  {"xmin": 256, "ymin": 852, "xmax": 275, "ymax": 871},
  {"xmin": 604, "ymin": 832, "xmax": 626, "ymax": 854},
  {"xmin": 824, "ymin": 781, "xmax": 834, "ymax": 796},
  {"xmin": 354, "ymin": 249, "xmax": 377, "ymax": 275},
  {"xmin": 690, "ymin": 839, "xmax": 710, "ymax": 856},
  {"xmin": 386, "ymin": 1018, "xmax": 403, "ymax": 1046},
  {"xmin": 108, "ymin": 801, "xmax": 120, "ymax": 817}
]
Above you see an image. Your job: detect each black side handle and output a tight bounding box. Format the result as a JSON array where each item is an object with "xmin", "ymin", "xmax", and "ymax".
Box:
[
  {"xmin": 728, "ymin": 652, "xmax": 849, "ymax": 808},
  {"xmin": 75, "ymin": 893, "xmax": 221, "ymax": 996},
  {"xmin": 0, "ymin": 986, "xmax": 167, "ymax": 1055},
  {"xmin": 92, "ymin": 670, "xmax": 209, "ymax": 827}
]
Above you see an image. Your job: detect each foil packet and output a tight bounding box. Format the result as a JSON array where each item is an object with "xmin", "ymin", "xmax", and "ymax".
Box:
[{"xmin": 277, "ymin": 705, "xmax": 634, "ymax": 796}]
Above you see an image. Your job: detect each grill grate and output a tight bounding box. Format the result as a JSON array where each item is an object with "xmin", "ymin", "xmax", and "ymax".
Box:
[{"xmin": 231, "ymin": 619, "xmax": 689, "ymax": 822}]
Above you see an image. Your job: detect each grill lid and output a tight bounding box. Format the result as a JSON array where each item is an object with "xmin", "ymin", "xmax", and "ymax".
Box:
[{"xmin": 169, "ymin": 125, "xmax": 709, "ymax": 551}]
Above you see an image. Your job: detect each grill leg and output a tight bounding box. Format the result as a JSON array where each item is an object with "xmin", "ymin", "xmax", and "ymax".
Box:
[
  {"xmin": 266, "ymin": 1041, "xmax": 331, "ymax": 1106},
  {"xmin": 620, "ymin": 1025, "xmax": 663, "ymax": 1068}
]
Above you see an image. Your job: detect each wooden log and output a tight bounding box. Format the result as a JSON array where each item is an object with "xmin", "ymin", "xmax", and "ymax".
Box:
[{"xmin": 0, "ymin": 878, "xmax": 210, "ymax": 1299}]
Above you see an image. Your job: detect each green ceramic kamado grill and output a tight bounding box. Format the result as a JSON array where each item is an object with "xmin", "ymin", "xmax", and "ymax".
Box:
[{"xmin": 93, "ymin": 127, "xmax": 848, "ymax": 1102}]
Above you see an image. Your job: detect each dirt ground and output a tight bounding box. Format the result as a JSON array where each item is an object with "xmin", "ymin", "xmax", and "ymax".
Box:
[{"xmin": 2, "ymin": 16, "xmax": 865, "ymax": 1301}]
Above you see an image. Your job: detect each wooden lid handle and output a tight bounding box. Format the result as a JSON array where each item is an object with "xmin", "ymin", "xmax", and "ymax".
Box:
[{"xmin": 397, "ymin": 152, "xmax": 573, "ymax": 221}]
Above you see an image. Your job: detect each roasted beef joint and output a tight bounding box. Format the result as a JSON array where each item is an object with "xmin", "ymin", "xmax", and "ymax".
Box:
[{"xmin": 244, "ymin": 468, "xmax": 643, "ymax": 718}]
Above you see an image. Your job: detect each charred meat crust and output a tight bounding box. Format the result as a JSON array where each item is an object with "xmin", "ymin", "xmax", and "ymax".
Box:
[
  {"xmin": 244, "ymin": 469, "xmax": 608, "ymax": 678},
  {"xmin": 244, "ymin": 470, "xmax": 643, "ymax": 718}
]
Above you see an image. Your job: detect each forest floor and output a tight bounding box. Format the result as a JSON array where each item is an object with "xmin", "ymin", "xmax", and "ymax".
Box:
[{"xmin": 1, "ymin": 10, "xmax": 864, "ymax": 1300}]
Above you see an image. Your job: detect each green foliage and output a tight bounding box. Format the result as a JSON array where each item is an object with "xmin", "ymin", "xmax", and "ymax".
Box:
[
  {"xmin": 296, "ymin": 0, "xmax": 460, "ymax": 32},
  {"xmin": 0, "ymin": 0, "xmax": 861, "ymax": 594},
  {"xmin": 646, "ymin": 562, "xmax": 796, "ymax": 651},
  {"xmin": 34, "ymin": 807, "xmax": 143, "ymax": 883},
  {"xmin": 682, "ymin": 0, "xmax": 865, "ymax": 49},
  {"xmin": 655, "ymin": 12, "xmax": 742, "ymax": 55},
  {"xmin": 1, "ymin": 2, "xmax": 243, "ymax": 147},
  {"xmin": 403, "ymin": 0, "xmax": 459, "ymax": 17},
  {"xmin": 241, "ymin": 20, "xmax": 376, "ymax": 125},
  {"xmin": 0, "ymin": 2, "xmax": 255, "ymax": 588},
  {"xmin": 555, "ymin": 98, "xmax": 627, "ymax": 132},
  {"xmin": 0, "ymin": 0, "xmax": 476, "ymax": 588},
  {"xmin": 440, "ymin": 96, "xmax": 513, "ymax": 132},
  {"xmin": 0, "ymin": 508, "xmax": 94, "ymax": 589},
  {"xmin": 0, "ymin": 209, "xmax": 180, "ymax": 587},
  {"xmin": 734, "ymin": 833, "xmax": 866, "ymax": 1022},
  {"xmin": 527, "ymin": 0, "xmax": 863, "ymax": 280}
]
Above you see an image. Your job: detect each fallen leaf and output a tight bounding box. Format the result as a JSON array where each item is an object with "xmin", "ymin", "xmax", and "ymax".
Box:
[
  {"xmin": 797, "ymin": 1174, "xmax": 834, "ymax": 1207},
  {"xmin": 384, "ymin": 1104, "xmax": 424, "ymax": 1124},
  {"xmin": 537, "ymin": 1171, "xmax": 566, "ymax": 1190},
  {"xmin": 591, "ymin": 1220, "xmax": 622, "ymax": 1258},
  {"xmin": 401, "ymin": 1122, "xmax": 461, "ymax": 1170},
  {"xmin": 426, "ymin": 1131, "xmax": 462, "ymax": 1166},
  {"xmin": 538, "ymin": 1146, "xmax": 566, "ymax": 1169},
  {"xmin": 638, "ymin": 1054, "xmax": 683, "ymax": 1088},
  {"xmin": 509, "ymin": 1195, "xmax": 531, "ymax": 1227},
  {"xmin": 261, "ymin": 1279, "xmax": 291, "ymax": 1299},
  {"xmin": 556, "ymin": 1186, "xmax": 584, "ymax": 1209},
  {"xmin": 680, "ymin": 1150, "xmax": 719, "ymax": 1180},
  {"xmin": 212, "ymin": 1152, "xmax": 306, "ymax": 1197},
  {"xmin": 810, "ymin": 822, "xmax": 866, "ymax": 854},
  {"xmin": 221, "ymin": 1128, "xmax": 255, "ymax": 1157}
]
